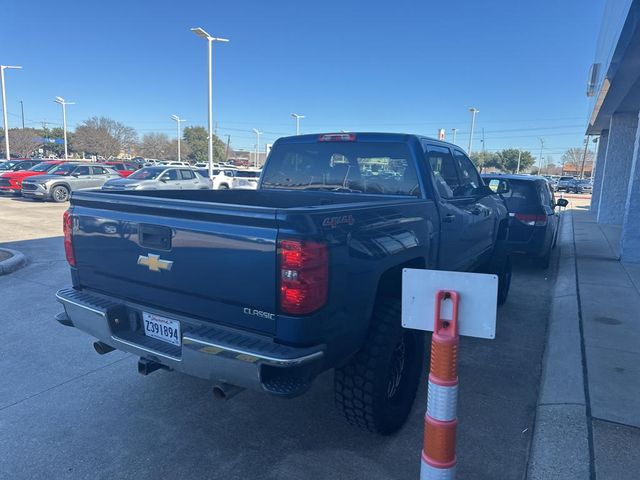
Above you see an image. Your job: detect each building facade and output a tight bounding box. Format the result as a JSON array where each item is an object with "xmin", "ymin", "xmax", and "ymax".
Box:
[{"xmin": 587, "ymin": 0, "xmax": 640, "ymax": 262}]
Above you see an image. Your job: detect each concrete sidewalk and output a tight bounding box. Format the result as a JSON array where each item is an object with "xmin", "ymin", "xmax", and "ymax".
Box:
[
  {"xmin": 573, "ymin": 208, "xmax": 640, "ymax": 479},
  {"xmin": 528, "ymin": 205, "xmax": 640, "ymax": 479}
]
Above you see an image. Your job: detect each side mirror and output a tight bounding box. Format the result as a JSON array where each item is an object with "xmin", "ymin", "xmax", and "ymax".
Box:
[
  {"xmin": 486, "ymin": 178, "xmax": 510, "ymax": 194},
  {"xmin": 71, "ymin": 172, "xmax": 80, "ymax": 177},
  {"xmin": 556, "ymin": 198, "xmax": 569, "ymax": 208},
  {"xmin": 159, "ymin": 176, "xmax": 168, "ymax": 182}
]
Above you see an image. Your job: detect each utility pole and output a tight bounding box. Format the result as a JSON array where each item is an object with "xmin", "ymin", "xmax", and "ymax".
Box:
[
  {"xmin": 225, "ymin": 134, "xmax": 231, "ymax": 161},
  {"xmin": 452, "ymin": 128, "xmax": 458, "ymax": 144},
  {"xmin": 579, "ymin": 135, "xmax": 590, "ymax": 179},
  {"xmin": 481, "ymin": 127, "xmax": 485, "ymax": 152},
  {"xmin": 1, "ymin": 65, "xmax": 22, "ymax": 161},
  {"xmin": 19, "ymin": 100, "xmax": 24, "ymax": 128},
  {"xmin": 538, "ymin": 138, "xmax": 545, "ymax": 174},
  {"xmin": 468, "ymin": 107, "xmax": 479, "ymax": 153},
  {"xmin": 516, "ymin": 149, "xmax": 522, "ymax": 174}
]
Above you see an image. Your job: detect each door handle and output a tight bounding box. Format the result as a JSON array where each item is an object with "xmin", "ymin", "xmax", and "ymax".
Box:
[{"xmin": 443, "ymin": 214, "xmax": 456, "ymax": 223}]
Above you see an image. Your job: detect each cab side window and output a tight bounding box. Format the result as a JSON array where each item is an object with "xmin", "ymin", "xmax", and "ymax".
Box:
[
  {"xmin": 424, "ymin": 144, "xmax": 460, "ymax": 199},
  {"xmin": 452, "ymin": 150, "xmax": 482, "ymax": 197},
  {"xmin": 92, "ymin": 166, "xmax": 108, "ymax": 175}
]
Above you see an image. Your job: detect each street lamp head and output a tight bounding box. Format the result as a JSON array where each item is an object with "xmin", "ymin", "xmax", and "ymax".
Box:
[
  {"xmin": 55, "ymin": 96, "xmax": 65, "ymax": 104},
  {"xmin": 252, "ymin": 128, "xmax": 262, "ymax": 135},
  {"xmin": 1, "ymin": 65, "xmax": 22, "ymax": 70},
  {"xmin": 191, "ymin": 27, "xmax": 211, "ymax": 39},
  {"xmin": 171, "ymin": 114, "xmax": 180, "ymax": 121},
  {"xmin": 469, "ymin": 107, "xmax": 479, "ymax": 113},
  {"xmin": 291, "ymin": 113, "xmax": 305, "ymax": 119},
  {"xmin": 191, "ymin": 27, "xmax": 229, "ymax": 43}
]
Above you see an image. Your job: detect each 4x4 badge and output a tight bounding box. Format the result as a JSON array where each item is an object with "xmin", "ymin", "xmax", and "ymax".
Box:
[{"xmin": 137, "ymin": 254, "xmax": 173, "ymax": 272}]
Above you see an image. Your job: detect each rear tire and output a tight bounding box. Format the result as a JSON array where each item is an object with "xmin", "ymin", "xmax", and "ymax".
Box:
[
  {"xmin": 481, "ymin": 231, "xmax": 512, "ymax": 306},
  {"xmin": 51, "ymin": 185, "xmax": 70, "ymax": 203},
  {"xmin": 334, "ymin": 298, "xmax": 424, "ymax": 435},
  {"xmin": 218, "ymin": 184, "xmax": 229, "ymax": 190}
]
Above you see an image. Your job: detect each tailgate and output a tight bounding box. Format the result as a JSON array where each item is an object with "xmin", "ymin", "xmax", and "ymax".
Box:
[{"xmin": 71, "ymin": 195, "xmax": 278, "ymax": 334}]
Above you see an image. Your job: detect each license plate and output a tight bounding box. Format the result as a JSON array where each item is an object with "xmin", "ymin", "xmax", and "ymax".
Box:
[{"xmin": 142, "ymin": 312, "xmax": 181, "ymax": 346}]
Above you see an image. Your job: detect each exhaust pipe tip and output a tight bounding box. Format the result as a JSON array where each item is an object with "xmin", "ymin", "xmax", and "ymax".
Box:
[
  {"xmin": 93, "ymin": 341, "xmax": 115, "ymax": 355},
  {"xmin": 213, "ymin": 383, "xmax": 244, "ymax": 401}
]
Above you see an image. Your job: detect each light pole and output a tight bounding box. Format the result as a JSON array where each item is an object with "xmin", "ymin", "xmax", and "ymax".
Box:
[
  {"xmin": 19, "ymin": 100, "xmax": 24, "ymax": 128},
  {"xmin": 170, "ymin": 115, "xmax": 185, "ymax": 161},
  {"xmin": 54, "ymin": 96, "xmax": 75, "ymax": 160},
  {"xmin": 516, "ymin": 149, "xmax": 522, "ymax": 174},
  {"xmin": 1, "ymin": 65, "xmax": 22, "ymax": 160},
  {"xmin": 451, "ymin": 128, "xmax": 458, "ymax": 144},
  {"xmin": 252, "ymin": 128, "xmax": 262, "ymax": 167},
  {"xmin": 191, "ymin": 27, "xmax": 229, "ymax": 183},
  {"xmin": 468, "ymin": 108, "xmax": 479, "ymax": 153},
  {"xmin": 291, "ymin": 113, "xmax": 305, "ymax": 135},
  {"xmin": 538, "ymin": 138, "xmax": 545, "ymax": 174}
]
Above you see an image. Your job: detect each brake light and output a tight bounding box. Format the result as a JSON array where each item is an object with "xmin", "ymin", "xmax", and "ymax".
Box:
[
  {"xmin": 63, "ymin": 210, "xmax": 76, "ymax": 266},
  {"xmin": 514, "ymin": 213, "xmax": 547, "ymax": 227},
  {"xmin": 318, "ymin": 133, "xmax": 356, "ymax": 142},
  {"xmin": 279, "ymin": 239, "xmax": 328, "ymax": 314}
]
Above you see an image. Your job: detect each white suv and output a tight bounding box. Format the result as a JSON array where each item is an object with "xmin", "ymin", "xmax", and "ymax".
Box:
[{"xmin": 212, "ymin": 168, "xmax": 261, "ymax": 190}]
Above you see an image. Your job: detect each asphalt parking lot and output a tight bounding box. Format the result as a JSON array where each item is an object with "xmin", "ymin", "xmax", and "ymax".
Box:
[{"xmin": 0, "ymin": 194, "xmax": 566, "ymax": 479}]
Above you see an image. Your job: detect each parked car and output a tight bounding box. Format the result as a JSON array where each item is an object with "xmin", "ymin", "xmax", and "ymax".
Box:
[
  {"xmin": 21, "ymin": 163, "xmax": 120, "ymax": 202},
  {"xmin": 0, "ymin": 160, "xmax": 65, "ymax": 195},
  {"xmin": 102, "ymin": 166, "xmax": 210, "ymax": 191},
  {"xmin": 555, "ymin": 176, "xmax": 576, "ymax": 192},
  {"xmin": 56, "ymin": 132, "xmax": 511, "ymax": 435},
  {"xmin": 160, "ymin": 161, "xmax": 192, "ymax": 167},
  {"xmin": 483, "ymin": 174, "xmax": 568, "ymax": 268},
  {"xmin": 576, "ymin": 179, "xmax": 593, "ymax": 194},
  {"xmin": 0, "ymin": 159, "xmax": 43, "ymax": 173},
  {"xmin": 104, "ymin": 161, "xmax": 140, "ymax": 177},
  {"xmin": 211, "ymin": 168, "xmax": 261, "ymax": 190}
]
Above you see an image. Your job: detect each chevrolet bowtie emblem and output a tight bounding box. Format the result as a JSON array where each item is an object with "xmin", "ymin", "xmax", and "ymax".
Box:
[{"xmin": 137, "ymin": 254, "xmax": 173, "ymax": 272}]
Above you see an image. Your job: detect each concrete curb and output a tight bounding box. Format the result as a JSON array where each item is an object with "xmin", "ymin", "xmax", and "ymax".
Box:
[
  {"xmin": 0, "ymin": 248, "xmax": 27, "ymax": 275},
  {"xmin": 526, "ymin": 210, "xmax": 591, "ymax": 479}
]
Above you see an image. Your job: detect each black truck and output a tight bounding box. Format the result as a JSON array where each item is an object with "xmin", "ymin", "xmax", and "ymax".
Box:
[{"xmin": 56, "ymin": 132, "xmax": 510, "ymax": 434}]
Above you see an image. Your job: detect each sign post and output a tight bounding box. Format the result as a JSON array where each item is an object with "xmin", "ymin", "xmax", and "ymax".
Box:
[{"xmin": 402, "ymin": 269, "xmax": 498, "ymax": 479}]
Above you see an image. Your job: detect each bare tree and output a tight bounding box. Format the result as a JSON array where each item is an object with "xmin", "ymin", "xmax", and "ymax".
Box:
[
  {"xmin": 139, "ymin": 133, "xmax": 172, "ymax": 160},
  {"xmin": 72, "ymin": 117, "xmax": 137, "ymax": 158},
  {"xmin": 561, "ymin": 147, "xmax": 594, "ymax": 172},
  {"xmin": 0, "ymin": 128, "xmax": 43, "ymax": 158}
]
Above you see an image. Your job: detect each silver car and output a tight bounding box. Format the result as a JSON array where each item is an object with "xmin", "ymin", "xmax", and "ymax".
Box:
[
  {"xmin": 102, "ymin": 166, "xmax": 211, "ymax": 191},
  {"xmin": 21, "ymin": 163, "xmax": 121, "ymax": 202}
]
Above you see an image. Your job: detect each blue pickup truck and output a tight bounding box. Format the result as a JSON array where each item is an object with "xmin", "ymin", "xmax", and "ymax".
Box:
[{"xmin": 56, "ymin": 133, "xmax": 510, "ymax": 434}]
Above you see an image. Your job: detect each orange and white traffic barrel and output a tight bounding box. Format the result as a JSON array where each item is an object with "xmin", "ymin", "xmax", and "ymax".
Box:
[{"xmin": 421, "ymin": 290, "xmax": 459, "ymax": 480}]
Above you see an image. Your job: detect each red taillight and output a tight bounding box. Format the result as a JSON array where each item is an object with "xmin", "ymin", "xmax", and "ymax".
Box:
[
  {"xmin": 318, "ymin": 133, "xmax": 356, "ymax": 142},
  {"xmin": 63, "ymin": 210, "xmax": 75, "ymax": 266},
  {"xmin": 514, "ymin": 213, "xmax": 547, "ymax": 227},
  {"xmin": 279, "ymin": 239, "xmax": 328, "ymax": 315}
]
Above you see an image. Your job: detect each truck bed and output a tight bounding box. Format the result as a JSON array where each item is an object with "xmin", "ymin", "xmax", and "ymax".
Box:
[{"xmin": 68, "ymin": 189, "xmax": 426, "ymax": 338}]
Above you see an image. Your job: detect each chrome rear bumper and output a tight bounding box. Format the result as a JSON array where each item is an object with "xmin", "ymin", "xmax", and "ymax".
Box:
[{"xmin": 56, "ymin": 287, "xmax": 324, "ymax": 396}]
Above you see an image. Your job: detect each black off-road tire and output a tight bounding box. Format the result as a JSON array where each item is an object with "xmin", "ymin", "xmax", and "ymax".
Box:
[
  {"xmin": 334, "ymin": 298, "xmax": 424, "ymax": 435},
  {"xmin": 480, "ymin": 227, "xmax": 512, "ymax": 306}
]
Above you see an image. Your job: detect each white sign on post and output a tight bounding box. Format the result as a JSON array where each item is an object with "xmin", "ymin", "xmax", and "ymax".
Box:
[{"xmin": 401, "ymin": 269, "xmax": 498, "ymax": 339}]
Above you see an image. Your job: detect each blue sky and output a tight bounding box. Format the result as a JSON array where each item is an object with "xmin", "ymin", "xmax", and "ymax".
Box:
[{"xmin": 3, "ymin": 0, "xmax": 604, "ymax": 161}]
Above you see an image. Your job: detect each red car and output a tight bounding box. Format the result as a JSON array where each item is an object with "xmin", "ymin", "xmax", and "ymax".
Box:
[
  {"xmin": 104, "ymin": 162, "xmax": 139, "ymax": 177},
  {"xmin": 0, "ymin": 161, "xmax": 65, "ymax": 195}
]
